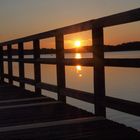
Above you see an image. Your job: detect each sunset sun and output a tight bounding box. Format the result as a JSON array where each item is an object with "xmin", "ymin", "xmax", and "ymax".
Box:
[{"xmin": 74, "ymin": 40, "xmax": 81, "ymax": 48}]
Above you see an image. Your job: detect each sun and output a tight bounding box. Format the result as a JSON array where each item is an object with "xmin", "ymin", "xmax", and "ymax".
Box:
[{"xmin": 74, "ymin": 40, "xmax": 81, "ymax": 48}]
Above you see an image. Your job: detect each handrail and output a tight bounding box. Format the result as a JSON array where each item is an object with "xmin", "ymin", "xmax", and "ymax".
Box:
[{"xmin": 0, "ymin": 8, "xmax": 140, "ymax": 118}]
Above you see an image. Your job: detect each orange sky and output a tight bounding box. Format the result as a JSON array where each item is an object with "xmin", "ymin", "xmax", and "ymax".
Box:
[{"xmin": 0, "ymin": 0, "xmax": 140, "ymax": 47}]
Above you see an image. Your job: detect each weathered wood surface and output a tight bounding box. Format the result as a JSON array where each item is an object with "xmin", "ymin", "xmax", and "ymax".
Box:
[
  {"xmin": 56, "ymin": 33, "xmax": 66, "ymax": 102},
  {"xmin": 1, "ymin": 75, "xmax": 140, "ymax": 117},
  {"xmin": 92, "ymin": 27, "xmax": 106, "ymax": 117},
  {"xmin": 1, "ymin": 58, "xmax": 140, "ymax": 68},
  {"xmin": 33, "ymin": 39, "xmax": 41, "ymax": 94},
  {"xmin": 18, "ymin": 42, "xmax": 25, "ymax": 88},
  {"xmin": 0, "ymin": 84, "xmax": 139, "ymax": 140}
]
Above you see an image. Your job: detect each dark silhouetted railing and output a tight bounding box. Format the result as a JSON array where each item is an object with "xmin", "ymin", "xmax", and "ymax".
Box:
[{"xmin": 0, "ymin": 8, "xmax": 140, "ymax": 117}]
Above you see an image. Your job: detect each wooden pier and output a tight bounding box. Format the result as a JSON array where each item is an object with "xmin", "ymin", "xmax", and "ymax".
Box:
[
  {"xmin": 0, "ymin": 8, "xmax": 140, "ymax": 139},
  {"xmin": 0, "ymin": 84, "xmax": 139, "ymax": 139}
]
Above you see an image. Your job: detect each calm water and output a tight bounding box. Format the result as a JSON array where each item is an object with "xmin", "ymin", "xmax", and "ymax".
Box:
[{"xmin": 4, "ymin": 51, "xmax": 140, "ymax": 130}]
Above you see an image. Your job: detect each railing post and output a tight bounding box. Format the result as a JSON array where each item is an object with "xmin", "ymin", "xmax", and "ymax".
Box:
[
  {"xmin": 56, "ymin": 33, "xmax": 66, "ymax": 102},
  {"xmin": 7, "ymin": 44, "xmax": 13, "ymax": 85},
  {"xmin": 33, "ymin": 39, "xmax": 41, "ymax": 95},
  {"xmin": 92, "ymin": 27, "xmax": 106, "ymax": 117},
  {"xmin": 18, "ymin": 42, "xmax": 25, "ymax": 88},
  {"xmin": 0, "ymin": 46, "xmax": 4, "ymax": 84}
]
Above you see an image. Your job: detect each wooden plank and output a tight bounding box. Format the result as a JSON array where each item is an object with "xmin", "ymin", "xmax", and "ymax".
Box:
[
  {"xmin": 0, "ymin": 46, "xmax": 4, "ymax": 83},
  {"xmin": 48, "ymin": 87, "xmax": 140, "ymax": 117},
  {"xmin": 64, "ymin": 58, "xmax": 93, "ymax": 66},
  {"xmin": 33, "ymin": 39, "xmax": 41, "ymax": 94},
  {"xmin": 36, "ymin": 82, "xmax": 58, "ymax": 93},
  {"xmin": 106, "ymin": 96, "xmax": 140, "ymax": 117},
  {"xmin": 4, "ymin": 75, "xmax": 54, "ymax": 89},
  {"xmin": 12, "ymin": 75, "xmax": 20, "ymax": 82},
  {"xmin": 18, "ymin": 42, "xmax": 25, "ymax": 88},
  {"xmin": 93, "ymin": 8, "xmax": 140, "ymax": 28},
  {"xmin": 105, "ymin": 58, "xmax": 140, "ymax": 68},
  {"xmin": 2, "ymin": 45, "xmax": 140, "ymax": 56},
  {"xmin": 0, "ymin": 58, "xmax": 35, "ymax": 63},
  {"xmin": 2, "ymin": 75, "xmax": 35, "ymax": 85},
  {"xmin": 3, "ymin": 74, "xmax": 9, "ymax": 79},
  {"xmin": 1, "ymin": 77, "xmax": 140, "ymax": 116},
  {"xmin": 0, "ymin": 98, "xmax": 55, "ymax": 107},
  {"xmin": 60, "ymin": 88, "xmax": 95, "ymax": 103},
  {"xmin": 0, "ymin": 116, "xmax": 104, "ymax": 132},
  {"xmin": 0, "ymin": 96, "xmax": 47, "ymax": 104},
  {"xmin": 7, "ymin": 44, "xmax": 13, "ymax": 85},
  {"xmin": 6, "ymin": 58, "xmax": 139, "ymax": 68},
  {"xmin": 21, "ymin": 78, "xmax": 35, "ymax": 85},
  {"xmin": 0, "ymin": 119, "xmax": 139, "ymax": 139},
  {"xmin": 2, "ymin": 81, "xmax": 139, "ymax": 116},
  {"xmin": 3, "ymin": 49, "xmax": 56, "ymax": 56},
  {"xmin": 56, "ymin": 33, "xmax": 66, "ymax": 102},
  {"xmin": 0, "ymin": 8, "xmax": 139, "ymax": 46},
  {"xmin": 0, "ymin": 85, "xmax": 139, "ymax": 140},
  {"xmin": 92, "ymin": 27, "xmax": 106, "ymax": 117},
  {"xmin": 2, "ymin": 58, "xmax": 94, "ymax": 66},
  {"xmin": 0, "ymin": 101, "xmax": 61, "ymax": 110}
]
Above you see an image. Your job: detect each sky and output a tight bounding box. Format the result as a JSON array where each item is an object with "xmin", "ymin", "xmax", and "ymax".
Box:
[{"xmin": 0, "ymin": 0, "xmax": 140, "ymax": 45}]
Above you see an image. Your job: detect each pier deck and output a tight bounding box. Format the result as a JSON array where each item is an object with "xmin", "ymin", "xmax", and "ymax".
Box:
[{"xmin": 0, "ymin": 84, "xmax": 139, "ymax": 140}]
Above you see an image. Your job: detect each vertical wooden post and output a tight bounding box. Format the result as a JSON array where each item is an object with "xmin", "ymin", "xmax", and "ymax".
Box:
[
  {"xmin": 92, "ymin": 27, "xmax": 106, "ymax": 117},
  {"xmin": 0, "ymin": 46, "xmax": 4, "ymax": 83},
  {"xmin": 18, "ymin": 42, "xmax": 25, "ymax": 88},
  {"xmin": 33, "ymin": 39, "xmax": 41, "ymax": 95},
  {"xmin": 56, "ymin": 33, "xmax": 66, "ymax": 102},
  {"xmin": 7, "ymin": 44, "xmax": 13, "ymax": 85}
]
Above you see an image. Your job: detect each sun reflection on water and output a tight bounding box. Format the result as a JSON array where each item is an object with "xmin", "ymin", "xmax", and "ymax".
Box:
[
  {"xmin": 75, "ymin": 53, "xmax": 81, "ymax": 59},
  {"xmin": 75, "ymin": 53, "xmax": 82, "ymax": 77}
]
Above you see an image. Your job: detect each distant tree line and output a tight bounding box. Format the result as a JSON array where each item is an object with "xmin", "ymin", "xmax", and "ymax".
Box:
[
  {"xmin": 3, "ymin": 41, "xmax": 140, "ymax": 55},
  {"xmin": 104, "ymin": 41, "xmax": 140, "ymax": 52}
]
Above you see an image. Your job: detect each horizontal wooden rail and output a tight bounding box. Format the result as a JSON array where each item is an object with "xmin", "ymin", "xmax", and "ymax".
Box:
[
  {"xmin": 64, "ymin": 58, "xmax": 93, "ymax": 66},
  {"xmin": 1, "ymin": 58, "xmax": 56, "ymax": 64},
  {"xmin": 105, "ymin": 58, "xmax": 140, "ymax": 68},
  {"xmin": 22, "ymin": 78, "xmax": 35, "ymax": 85},
  {"xmin": 3, "ymin": 74, "xmax": 35, "ymax": 85},
  {"xmin": 0, "ymin": 8, "xmax": 140, "ymax": 118},
  {"xmin": 2, "ymin": 49, "xmax": 56, "ymax": 56},
  {"xmin": 92, "ymin": 8, "xmax": 140, "ymax": 28},
  {"xmin": 65, "ymin": 58, "xmax": 140, "ymax": 67},
  {"xmin": 1, "ymin": 58, "xmax": 35, "ymax": 63},
  {"xmin": 12, "ymin": 75, "xmax": 20, "ymax": 82},
  {"xmin": 2, "ymin": 45, "xmax": 140, "ymax": 56},
  {"xmin": 37, "ymin": 58, "xmax": 56, "ymax": 64},
  {"xmin": 3, "ymin": 74, "xmax": 9, "ymax": 79},
  {"xmin": 60, "ymin": 88, "xmax": 94, "ymax": 103},
  {"xmin": 36, "ymin": 82, "xmax": 58, "ymax": 93},
  {"xmin": 61, "ymin": 88, "xmax": 140, "ymax": 117},
  {"xmin": 106, "ymin": 96, "xmax": 140, "ymax": 117},
  {"xmin": 1, "ymin": 58, "xmax": 140, "ymax": 68},
  {"xmin": 3, "ymin": 73, "xmax": 140, "ymax": 116}
]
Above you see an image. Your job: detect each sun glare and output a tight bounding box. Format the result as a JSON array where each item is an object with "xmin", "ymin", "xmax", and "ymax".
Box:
[
  {"xmin": 76, "ymin": 65, "xmax": 82, "ymax": 77},
  {"xmin": 74, "ymin": 40, "xmax": 81, "ymax": 48},
  {"xmin": 75, "ymin": 53, "xmax": 82, "ymax": 59},
  {"xmin": 76, "ymin": 65, "xmax": 82, "ymax": 71}
]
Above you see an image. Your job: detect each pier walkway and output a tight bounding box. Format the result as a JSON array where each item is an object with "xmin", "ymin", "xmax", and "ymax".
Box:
[{"xmin": 0, "ymin": 84, "xmax": 139, "ymax": 139}]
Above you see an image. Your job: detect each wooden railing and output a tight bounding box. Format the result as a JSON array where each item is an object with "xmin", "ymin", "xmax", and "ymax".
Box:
[{"xmin": 0, "ymin": 8, "xmax": 140, "ymax": 117}]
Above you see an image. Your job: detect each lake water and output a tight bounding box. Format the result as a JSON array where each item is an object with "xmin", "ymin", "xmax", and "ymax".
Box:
[{"xmin": 4, "ymin": 51, "xmax": 140, "ymax": 130}]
